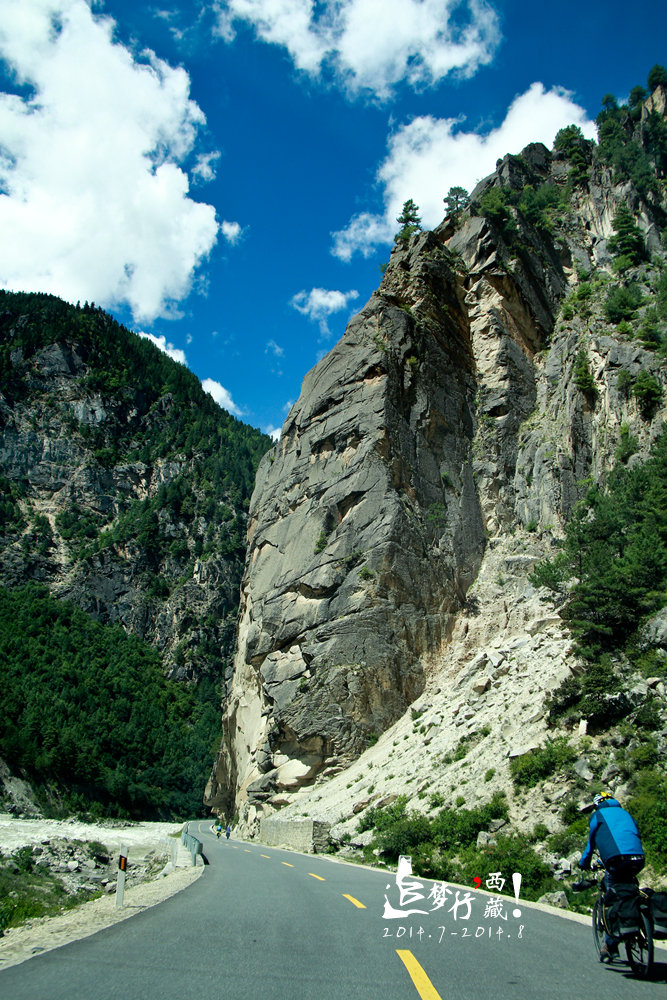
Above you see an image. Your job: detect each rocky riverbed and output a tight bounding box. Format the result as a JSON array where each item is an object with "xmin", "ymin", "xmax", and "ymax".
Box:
[{"xmin": 0, "ymin": 814, "xmax": 204, "ymax": 970}]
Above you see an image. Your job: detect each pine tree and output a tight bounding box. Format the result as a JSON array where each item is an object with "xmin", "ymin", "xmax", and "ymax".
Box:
[
  {"xmin": 573, "ymin": 350, "xmax": 597, "ymax": 400},
  {"xmin": 648, "ymin": 64, "xmax": 667, "ymax": 92},
  {"xmin": 607, "ymin": 204, "xmax": 645, "ymax": 266},
  {"xmin": 395, "ymin": 199, "xmax": 422, "ymax": 244},
  {"xmin": 443, "ymin": 186, "xmax": 469, "ymax": 222},
  {"xmin": 554, "ymin": 125, "xmax": 590, "ymax": 185}
]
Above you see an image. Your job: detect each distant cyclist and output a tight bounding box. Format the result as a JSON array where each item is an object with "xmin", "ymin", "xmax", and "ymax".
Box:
[
  {"xmin": 225, "ymin": 824, "xmax": 231, "ymax": 840},
  {"xmin": 216, "ymin": 823, "xmax": 222, "ymax": 839},
  {"xmin": 579, "ymin": 791, "xmax": 645, "ymax": 962}
]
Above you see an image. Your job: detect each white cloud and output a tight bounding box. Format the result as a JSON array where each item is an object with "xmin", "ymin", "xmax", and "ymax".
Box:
[
  {"xmin": 202, "ymin": 377, "xmax": 243, "ymax": 416},
  {"xmin": 138, "ymin": 331, "xmax": 187, "ymax": 366},
  {"xmin": 332, "ymin": 83, "xmax": 597, "ymax": 260},
  {"xmin": 331, "ymin": 212, "xmax": 395, "ymax": 263},
  {"xmin": 0, "ymin": 0, "xmax": 220, "ymax": 321},
  {"xmin": 265, "ymin": 425, "xmax": 282, "ymax": 442},
  {"xmin": 192, "ymin": 150, "xmax": 221, "ymax": 184},
  {"xmin": 290, "ymin": 286, "xmax": 359, "ymax": 336},
  {"xmin": 265, "ymin": 339, "xmax": 284, "ymax": 375},
  {"xmin": 221, "ymin": 220, "xmax": 243, "ymax": 244},
  {"xmin": 217, "ymin": 0, "xmax": 500, "ymax": 99}
]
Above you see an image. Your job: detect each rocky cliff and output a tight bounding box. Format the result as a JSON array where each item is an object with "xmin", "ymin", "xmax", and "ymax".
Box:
[{"xmin": 206, "ymin": 86, "xmax": 667, "ymax": 835}]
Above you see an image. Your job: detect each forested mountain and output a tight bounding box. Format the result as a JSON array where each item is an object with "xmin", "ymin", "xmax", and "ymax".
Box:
[{"xmin": 0, "ymin": 292, "xmax": 272, "ymax": 817}]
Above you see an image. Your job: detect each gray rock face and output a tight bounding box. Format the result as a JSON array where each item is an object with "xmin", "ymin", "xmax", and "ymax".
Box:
[
  {"xmin": 207, "ymin": 233, "xmax": 487, "ymax": 817},
  {"xmin": 641, "ymin": 608, "xmax": 667, "ymax": 649}
]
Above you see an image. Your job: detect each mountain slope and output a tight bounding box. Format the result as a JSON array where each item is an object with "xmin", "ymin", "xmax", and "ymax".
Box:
[{"xmin": 0, "ymin": 292, "xmax": 272, "ymax": 816}]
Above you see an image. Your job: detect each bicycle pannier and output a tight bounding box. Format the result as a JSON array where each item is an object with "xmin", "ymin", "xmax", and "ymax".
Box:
[
  {"xmin": 603, "ymin": 883, "xmax": 641, "ymax": 938},
  {"xmin": 649, "ymin": 891, "xmax": 667, "ymax": 939}
]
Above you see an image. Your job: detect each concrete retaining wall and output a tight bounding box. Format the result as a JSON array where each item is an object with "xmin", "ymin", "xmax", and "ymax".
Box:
[{"xmin": 259, "ymin": 817, "xmax": 331, "ymax": 853}]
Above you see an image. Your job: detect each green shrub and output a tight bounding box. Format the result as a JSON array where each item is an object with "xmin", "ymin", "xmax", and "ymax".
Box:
[
  {"xmin": 605, "ymin": 283, "xmax": 643, "ymax": 323},
  {"xmin": 547, "ymin": 817, "xmax": 588, "ymax": 857},
  {"xmin": 638, "ymin": 308, "xmax": 663, "ymax": 350},
  {"xmin": 314, "ymin": 529, "xmax": 328, "ymax": 554},
  {"xmin": 577, "ymin": 657, "xmax": 624, "ymax": 724},
  {"xmin": 546, "ymin": 675, "xmax": 582, "ymax": 721},
  {"xmin": 478, "ymin": 187, "xmax": 517, "ymax": 237},
  {"xmin": 616, "ymin": 369, "xmax": 633, "ymax": 399},
  {"xmin": 560, "ymin": 800, "xmax": 584, "ymax": 826},
  {"xmin": 376, "ymin": 812, "xmax": 433, "ymax": 859},
  {"xmin": 615, "ymin": 423, "xmax": 638, "ymax": 464},
  {"xmin": 629, "ymin": 738, "xmax": 659, "ymax": 770},
  {"xmin": 518, "ymin": 183, "xmax": 562, "ymax": 231},
  {"xmin": 362, "ymin": 792, "xmax": 509, "ymax": 874},
  {"xmin": 573, "ymin": 350, "xmax": 596, "ymax": 398},
  {"xmin": 632, "ymin": 370, "xmax": 663, "ymax": 419},
  {"xmin": 458, "ymin": 834, "xmax": 555, "ymax": 900},
  {"xmin": 509, "ymin": 738, "xmax": 576, "ymax": 788},
  {"xmin": 634, "ymin": 697, "xmax": 662, "ymax": 730},
  {"xmin": 628, "ymin": 769, "xmax": 667, "ymax": 866}
]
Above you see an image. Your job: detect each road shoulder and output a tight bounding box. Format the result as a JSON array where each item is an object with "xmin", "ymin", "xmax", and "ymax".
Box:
[{"xmin": 0, "ymin": 864, "xmax": 203, "ymax": 971}]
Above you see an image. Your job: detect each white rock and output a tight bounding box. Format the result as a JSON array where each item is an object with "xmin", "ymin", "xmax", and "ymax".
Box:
[{"xmin": 472, "ymin": 676, "xmax": 491, "ymax": 694}]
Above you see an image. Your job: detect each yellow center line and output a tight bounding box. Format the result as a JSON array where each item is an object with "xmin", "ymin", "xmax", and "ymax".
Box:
[
  {"xmin": 396, "ymin": 950, "xmax": 443, "ymax": 1000},
  {"xmin": 308, "ymin": 873, "xmax": 326, "ymax": 881},
  {"xmin": 260, "ymin": 854, "xmax": 271, "ymax": 859},
  {"xmin": 244, "ymin": 849, "xmax": 252, "ymax": 853},
  {"xmin": 342, "ymin": 894, "xmax": 366, "ymax": 909},
  {"xmin": 281, "ymin": 862, "xmax": 295, "ymax": 867}
]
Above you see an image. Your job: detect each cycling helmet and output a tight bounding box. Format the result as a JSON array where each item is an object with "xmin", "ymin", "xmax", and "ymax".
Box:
[{"xmin": 593, "ymin": 791, "xmax": 614, "ymax": 807}]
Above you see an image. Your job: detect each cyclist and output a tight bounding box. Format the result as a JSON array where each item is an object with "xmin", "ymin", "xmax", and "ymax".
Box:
[{"xmin": 579, "ymin": 791, "xmax": 645, "ymax": 962}]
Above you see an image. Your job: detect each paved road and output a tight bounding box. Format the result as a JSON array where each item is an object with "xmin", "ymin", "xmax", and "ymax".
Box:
[{"xmin": 2, "ymin": 822, "xmax": 666, "ymax": 999}]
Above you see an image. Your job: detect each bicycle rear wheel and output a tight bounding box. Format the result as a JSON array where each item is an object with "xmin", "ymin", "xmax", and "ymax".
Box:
[
  {"xmin": 625, "ymin": 910, "xmax": 653, "ymax": 978},
  {"xmin": 592, "ymin": 896, "xmax": 606, "ymax": 957}
]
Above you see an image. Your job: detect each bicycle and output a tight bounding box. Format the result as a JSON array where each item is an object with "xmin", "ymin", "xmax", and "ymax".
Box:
[{"xmin": 574, "ymin": 860, "xmax": 654, "ymax": 978}]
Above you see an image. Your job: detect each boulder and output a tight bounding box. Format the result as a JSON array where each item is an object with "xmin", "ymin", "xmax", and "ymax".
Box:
[{"xmin": 538, "ymin": 891, "xmax": 569, "ymax": 909}]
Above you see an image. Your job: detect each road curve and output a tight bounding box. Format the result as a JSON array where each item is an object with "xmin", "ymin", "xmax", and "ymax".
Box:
[{"xmin": 1, "ymin": 822, "xmax": 666, "ymax": 1000}]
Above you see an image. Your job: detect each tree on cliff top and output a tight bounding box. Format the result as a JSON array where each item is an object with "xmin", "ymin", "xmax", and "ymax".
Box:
[
  {"xmin": 648, "ymin": 64, "xmax": 667, "ymax": 92},
  {"xmin": 395, "ymin": 199, "xmax": 422, "ymax": 244},
  {"xmin": 443, "ymin": 186, "xmax": 469, "ymax": 223}
]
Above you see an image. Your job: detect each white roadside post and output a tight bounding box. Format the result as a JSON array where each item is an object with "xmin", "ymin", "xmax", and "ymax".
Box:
[{"xmin": 115, "ymin": 845, "xmax": 128, "ymax": 909}]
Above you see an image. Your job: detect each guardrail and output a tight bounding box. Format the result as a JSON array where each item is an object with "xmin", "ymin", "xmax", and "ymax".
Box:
[{"xmin": 181, "ymin": 827, "xmax": 204, "ymax": 867}]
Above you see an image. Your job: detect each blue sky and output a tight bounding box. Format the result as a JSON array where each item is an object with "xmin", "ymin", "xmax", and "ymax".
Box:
[{"xmin": 0, "ymin": 1, "xmax": 665, "ymax": 437}]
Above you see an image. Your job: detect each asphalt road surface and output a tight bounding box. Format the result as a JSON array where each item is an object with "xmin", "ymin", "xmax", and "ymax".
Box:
[{"xmin": 2, "ymin": 822, "xmax": 666, "ymax": 999}]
